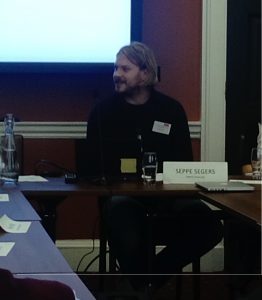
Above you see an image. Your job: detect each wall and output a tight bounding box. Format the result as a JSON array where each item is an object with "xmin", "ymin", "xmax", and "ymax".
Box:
[
  {"xmin": 0, "ymin": 0, "xmax": 202, "ymax": 239},
  {"xmin": 0, "ymin": 72, "xmax": 113, "ymax": 121},
  {"xmin": 143, "ymin": 0, "xmax": 202, "ymax": 121}
]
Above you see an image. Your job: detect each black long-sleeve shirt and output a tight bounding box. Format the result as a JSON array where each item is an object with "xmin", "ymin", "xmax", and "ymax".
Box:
[{"xmin": 84, "ymin": 89, "xmax": 193, "ymax": 180}]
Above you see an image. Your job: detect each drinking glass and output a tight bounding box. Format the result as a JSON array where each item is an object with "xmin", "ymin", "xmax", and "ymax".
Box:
[
  {"xmin": 251, "ymin": 147, "xmax": 262, "ymax": 179},
  {"xmin": 142, "ymin": 152, "xmax": 158, "ymax": 184}
]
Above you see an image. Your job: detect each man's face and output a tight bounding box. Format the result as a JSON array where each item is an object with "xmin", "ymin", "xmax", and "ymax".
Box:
[{"xmin": 113, "ymin": 54, "xmax": 147, "ymax": 94}]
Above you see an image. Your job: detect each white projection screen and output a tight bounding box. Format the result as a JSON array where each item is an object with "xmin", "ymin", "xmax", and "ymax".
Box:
[{"xmin": 0, "ymin": 0, "xmax": 142, "ymax": 71}]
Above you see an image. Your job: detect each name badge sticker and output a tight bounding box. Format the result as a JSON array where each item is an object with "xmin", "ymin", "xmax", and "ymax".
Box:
[{"xmin": 152, "ymin": 121, "xmax": 171, "ymax": 135}]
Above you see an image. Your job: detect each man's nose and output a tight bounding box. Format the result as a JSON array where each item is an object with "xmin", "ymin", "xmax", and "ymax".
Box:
[{"xmin": 113, "ymin": 69, "xmax": 121, "ymax": 77}]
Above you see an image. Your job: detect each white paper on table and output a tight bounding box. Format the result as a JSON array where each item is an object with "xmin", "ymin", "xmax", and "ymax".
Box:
[
  {"xmin": 18, "ymin": 175, "xmax": 48, "ymax": 182},
  {"xmin": 0, "ymin": 214, "xmax": 31, "ymax": 233},
  {"xmin": 0, "ymin": 194, "xmax": 9, "ymax": 202},
  {"xmin": 0, "ymin": 242, "xmax": 15, "ymax": 256}
]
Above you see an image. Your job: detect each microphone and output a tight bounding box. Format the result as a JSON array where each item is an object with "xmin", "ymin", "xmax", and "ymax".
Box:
[
  {"xmin": 136, "ymin": 131, "xmax": 144, "ymax": 176},
  {"xmin": 93, "ymin": 94, "xmax": 108, "ymax": 185},
  {"xmin": 83, "ymin": 90, "xmax": 108, "ymax": 185},
  {"xmin": 137, "ymin": 133, "xmax": 143, "ymax": 154}
]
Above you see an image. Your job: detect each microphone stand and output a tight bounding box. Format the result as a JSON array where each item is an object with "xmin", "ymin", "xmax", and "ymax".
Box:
[{"xmin": 94, "ymin": 95, "xmax": 108, "ymax": 186}]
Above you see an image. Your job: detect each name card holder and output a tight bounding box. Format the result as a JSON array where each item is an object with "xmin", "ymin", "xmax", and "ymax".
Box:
[{"xmin": 163, "ymin": 162, "xmax": 228, "ymax": 184}]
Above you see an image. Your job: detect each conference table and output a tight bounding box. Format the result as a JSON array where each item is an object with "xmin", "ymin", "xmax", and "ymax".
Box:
[
  {"xmin": 1, "ymin": 176, "xmax": 260, "ymax": 300},
  {"xmin": 1, "ymin": 178, "xmax": 260, "ymax": 300},
  {"xmin": 1, "ymin": 176, "xmax": 261, "ymax": 298},
  {"xmin": 16, "ymin": 177, "xmax": 262, "ymax": 274},
  {"xmin": 0, "ymin": 188, "xmax": 40, "ymax": 221},
  {"xmin": 18, "ymin": 178, "xmax": 202, "ymax": 272},
  {"xmin": 18, "ymin": 178, "xmax": 109, "ymax": 242},
  {"xmin": 200, "ymin": 188, "xmax": 261, "ymax": 227},
  {"xmin": 2, "ymin": 177, "xmax": 261, "ymax": 275},
  {"xmin": 0, "ymin": 221, "xmax": 72, "ymax": 274},
  {"xmin": 200, "ymin": 186, "xmax": 261, "ymax": 274},
  {"xmin": 0, "ymin": 183, "xmax": 96, "ymax": 299}
]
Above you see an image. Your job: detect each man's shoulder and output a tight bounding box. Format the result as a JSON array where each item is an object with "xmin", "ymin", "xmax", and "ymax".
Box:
[
  {"xmin": 98, "ymin": 93, "xmax": 122, "ymax": 108},
  {"xmin": 152, "ymin": 90, "xmax": 184, "ymax": 110}
]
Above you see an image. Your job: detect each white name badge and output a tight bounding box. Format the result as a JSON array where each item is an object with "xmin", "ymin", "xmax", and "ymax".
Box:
[
  {"xmin": 152, "ymin": 121, "xmax": 171, "ymax": 135},
  {"xmin": 163, "ymin": 162, "xmax": 228, "ymax": 184}
]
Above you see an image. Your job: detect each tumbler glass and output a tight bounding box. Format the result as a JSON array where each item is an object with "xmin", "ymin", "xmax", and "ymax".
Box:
[{"xmin": 142, "ymin": 152, "xmax": 158, "ymax": 184}]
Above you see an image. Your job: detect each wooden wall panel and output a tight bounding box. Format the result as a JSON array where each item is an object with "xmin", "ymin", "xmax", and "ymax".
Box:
[
  {"xmin": 143, "ymin": 0, "xmax": 202, "ymax": 121},
  {"xmin": 0, "ymin": 73, "xmax": 114, "ymax": 121},
  {"xmin": 56, "ymin": 195, "xmax": 99, "ymax": 240},
  {"xmin": 23, "ymin": 139, "xmax": 76, "ymax": 174}
]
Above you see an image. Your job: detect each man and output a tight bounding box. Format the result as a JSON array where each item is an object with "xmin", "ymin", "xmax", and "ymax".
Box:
[{"xmin": 86, "ymin": 42, "xmax": 223, "ymax": 289}]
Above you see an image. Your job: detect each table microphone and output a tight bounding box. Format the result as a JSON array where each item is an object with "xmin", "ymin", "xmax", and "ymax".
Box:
[{"xmin": 93, "ymin": 101, "xmax": 108, "ymax": 186}]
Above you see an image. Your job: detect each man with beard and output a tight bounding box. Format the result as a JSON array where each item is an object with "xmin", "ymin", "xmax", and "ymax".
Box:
[{"xmin": 85, "ymin": 42, "xmax": 223, "ymax": 291}]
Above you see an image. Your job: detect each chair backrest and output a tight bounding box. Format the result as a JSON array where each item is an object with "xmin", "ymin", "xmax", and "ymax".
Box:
[{"xmin": 74, "ymin": 138, "xmax": 88, "ymax": 178}]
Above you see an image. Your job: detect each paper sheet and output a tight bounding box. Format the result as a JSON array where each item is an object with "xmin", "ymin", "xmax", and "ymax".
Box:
[
  {"xmin": 0, "ymin": 242, "xmax": 15, "ymax": 256},
  {"xmin": 18, "ymin": 175, "xmax": 48, "ymax": 182},
  {"xmin": 0, "ymin": 194, "xmax": 9, "ymax": 202},
  {"xmin": 0, "ymin": 214, "xmax": 31, "ymax": 233},
  {"xmin": 120, "ymin": 158, "xmax": 137, "ymax": 173}
]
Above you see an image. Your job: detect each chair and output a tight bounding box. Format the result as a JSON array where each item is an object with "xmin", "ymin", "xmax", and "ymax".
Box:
[
  {"xmin": 75, "ymin": 138, "xmax": 89, "ymax": 178},
  {"xmin": 74, "ymin": 138, "xmax": 202, "ymax": 299},
  {"xmin": 100, "ymin": 209, "xmax": 201, "ymax": 300},
  {"xmin": 146, "ymin": 211, "xmax": 201, "ymax": 300}
]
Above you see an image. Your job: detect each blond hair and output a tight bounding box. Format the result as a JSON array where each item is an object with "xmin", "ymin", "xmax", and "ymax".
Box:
[{"xmin": 117, "ymin": 42, "xmax": 158, "ymax": 86}]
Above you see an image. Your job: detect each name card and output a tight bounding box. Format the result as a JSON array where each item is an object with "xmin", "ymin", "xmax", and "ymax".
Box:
[
  {"xmin": 163, "ymin": 162, "xmax": 228, "ymax": 184},
  {"xmin": 0, "ymin": 242, "xmax": 15, "ymax": 256},
  {"xmin": 0, "ymin": 214, "xmax": 31, "ymax": 233},
  {"xmin": 0, "ymin": 194, "xmax": 9, "ymax": 202}
]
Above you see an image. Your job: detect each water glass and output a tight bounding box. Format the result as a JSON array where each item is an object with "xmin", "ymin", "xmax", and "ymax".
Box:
[
  {"xmin": 251, "ymin": 147, "xmax": 262, "ymax": 179},
  {"xmin": 142, "ymin": 152, "xmax": 158, "ymax": 184}
]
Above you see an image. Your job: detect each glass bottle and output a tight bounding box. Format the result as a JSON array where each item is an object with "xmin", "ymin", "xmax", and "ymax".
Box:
[{"xmin": 0, "ymin": 113, "xmax": 19, "ymax": 183}]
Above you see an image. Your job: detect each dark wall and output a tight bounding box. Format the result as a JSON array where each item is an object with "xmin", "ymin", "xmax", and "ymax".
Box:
[{"xmin": 0, "ymin": 72, "xmax": 114, "ymax": 121}]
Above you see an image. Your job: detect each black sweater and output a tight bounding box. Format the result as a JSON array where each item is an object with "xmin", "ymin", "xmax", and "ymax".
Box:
[{"xmin": 84, "ymin": 90, "xmax": 193, "ymax": 179}]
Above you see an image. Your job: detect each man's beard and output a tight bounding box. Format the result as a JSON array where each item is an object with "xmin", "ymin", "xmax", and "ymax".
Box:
[{"xmin": 114, "ymin": 80, "xmax": 140, "ymax": 96}]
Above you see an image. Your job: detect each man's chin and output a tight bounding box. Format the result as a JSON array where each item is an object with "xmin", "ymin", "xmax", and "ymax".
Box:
[
  {"xmin": 115, "ymin": 90, "xmax": 125, "ymax": 94},
  {"xmin": 114, "ymin": 86, "xmax": 126, "ymax": 94}
]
